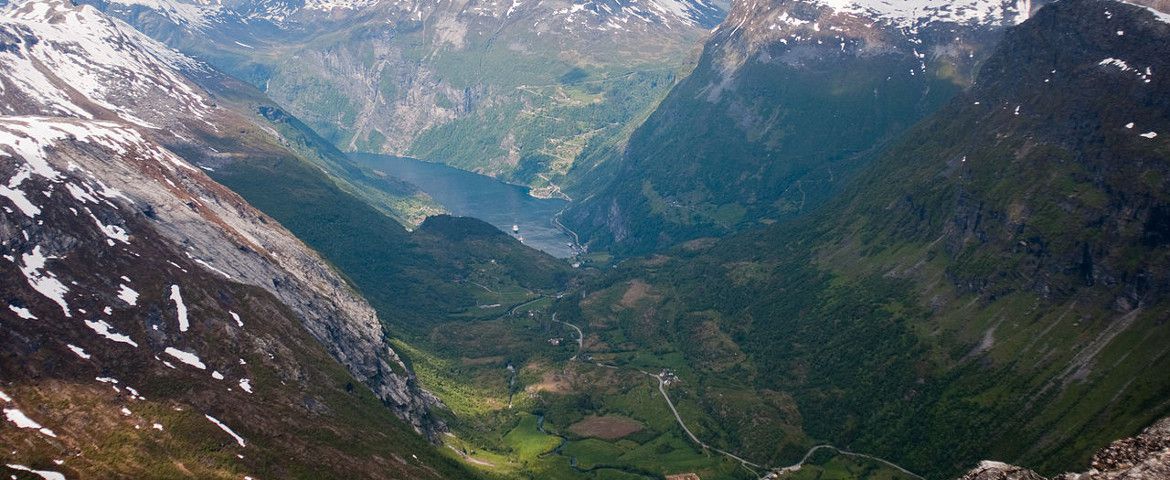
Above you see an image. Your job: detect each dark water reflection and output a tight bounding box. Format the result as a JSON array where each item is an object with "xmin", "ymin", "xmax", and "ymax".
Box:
[{"xmin": 349, "ymin": 153, "xmax": 575, "ymax": 258}]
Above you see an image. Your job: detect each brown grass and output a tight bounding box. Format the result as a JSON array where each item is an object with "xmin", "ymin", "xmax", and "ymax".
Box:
[
  {"xmin": 619, "ymin": 280, "xmax": 654, "ymax": 307},
  {"xmin": 568, "ymin": 415, "xmax": 644, "ymax": 440}
]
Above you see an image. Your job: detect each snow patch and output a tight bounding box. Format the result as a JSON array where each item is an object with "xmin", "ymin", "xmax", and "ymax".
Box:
[
  {"xmin": 169, "ymin": 285, "xmax": 189, "ymax": 332},
  {"xmin": 4, "ymin": 408, "xmax": 56, "ymax": 437},
  {"xmin": 67, "ymin": 344, "xmax": 91, "ymax": 359},
  {"xmin": 204, "ymin": 414, "xmax": 246, "ymax": 447},
  {"xmin": 117, "ymin": 284, "xmax": 139, "ymax": 306},
  {"xmin": 4, "ymin": 464, "xmax": 66, "ymax": 480},
  {"xmin": 18, "ymin": 246, "xmax": 70, "ymax": 317},
  {"xmin": 7, "ymin": 305, "xmax": 36, "ymax": 319},
  {"xmin": 810, "ymin": 0, "xmax": 1030, "ymax": 29},
  {"xmin": 85, "ymin": 319, "xmax": 139, "ymax": 347},
  {"xmin": 164, "ymin": 347, "xmax": 206, "ymax": 369}
]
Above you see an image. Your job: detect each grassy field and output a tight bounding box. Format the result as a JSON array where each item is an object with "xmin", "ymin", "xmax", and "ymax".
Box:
[{"xmin": 395, "ymin": 292, "xmax": 762, "ymax": 480}]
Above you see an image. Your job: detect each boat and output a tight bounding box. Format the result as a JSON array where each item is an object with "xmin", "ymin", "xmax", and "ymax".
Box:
[{"xmin": 512, "ymin": 224, "xmax": 520, "ymax": 233}]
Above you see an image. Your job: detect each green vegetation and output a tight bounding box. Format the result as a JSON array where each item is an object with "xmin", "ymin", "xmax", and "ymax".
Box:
[
  {"xmin": 211, "ymin": 146, "xmax": 570, "ymax": 337},
  {"xmin": 408, "ymin": 64, "xmax": 681, "ymax": 192},
  {"xmin": 503, "ymin": 415, "xmax": 561, "ymax": 459},
  {"xmin": 563, "ymin": 31, "xmax": 965, "ymax": 255},
  {"xmin": 181, "ymin": 2, "xmax": 1170, "ymax": 480},
  {"xmin": 548, "ymin": 2, "xmax": 1170, "ymax": 478}
]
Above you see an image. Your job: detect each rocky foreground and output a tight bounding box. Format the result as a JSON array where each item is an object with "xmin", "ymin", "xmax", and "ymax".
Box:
[{"xmin": 960, "ymin": 418, "xmax": 1170, "ymax": 480}]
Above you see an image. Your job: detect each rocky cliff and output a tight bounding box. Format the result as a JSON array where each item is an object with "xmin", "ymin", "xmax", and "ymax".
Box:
[
  {"xmin": 959, "ymin": 417, "xmax": 1170, "ymax": 480},
  {"xmin": 0, "ymin": 0, "xmax": 445, "ymax": 443}
]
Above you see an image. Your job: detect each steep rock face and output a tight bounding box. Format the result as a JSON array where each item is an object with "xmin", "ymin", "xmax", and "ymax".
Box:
[
  {"xmin": 86, "ymin": 0, "xmax": 726, "ymax": 193},
  {"xmin": 0, "ymin": 116, "xmax": 468, "ymax": 478},
  {"xmin": 958, "ymin": 417, "xmax": 1170, "ymax": 480},
  {"xmin": 0, "ymin": 0, "xmax": 444, "ymax": 438},
  {"xmin": 563, "ymin": 0, "xmax": 1042, "ymax": 255}
]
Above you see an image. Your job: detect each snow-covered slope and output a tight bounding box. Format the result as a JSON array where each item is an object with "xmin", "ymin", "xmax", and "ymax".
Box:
[
  {"xmin": 809, "ymin": 0, "xmax": 1034, "ymax": 29},
  {"xmin": 0, "ymin": 3, "xmax": 452, "ymax": 474},
  {"xmin": 0, "ymin": 114, "xmax": 459, "ymax": 477},
  {"xmin": 0, "ymin": 0, "xmax": 211, "ymax": 128},
  {"xmin": 98, "ymin": 0, "xmax": 723, "ymax": 33}
]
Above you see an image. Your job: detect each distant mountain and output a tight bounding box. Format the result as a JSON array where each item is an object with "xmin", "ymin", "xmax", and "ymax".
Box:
[
  {"xmin": 0, "ymin": 1, "xmax": 475, "ymax": 476},
  {"xmin": 562, "ymin": 0, "xmax": 1044, "ymax": 255},
  {"xmin": 84, "ymin": 0, "xmax": 726, "ymax": 196},
  {"xmin": 556, "ymin": 0, "xmax": 1170, "ymax": 476}
]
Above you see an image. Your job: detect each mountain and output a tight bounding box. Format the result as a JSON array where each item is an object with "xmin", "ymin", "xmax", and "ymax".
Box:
[
  {"xmin": 84, "ymin": 0, "xmax": 726, "ymax": 197},
  {"xmin": 0, "ymin": 1, "xmax": 476, "ymax": 476},
  {"xmin": 561, "ymin": 0, "xmax": 1041, "ymax": 255},
  {"xmin": 548, "ymin": 0, "xmax": 1170, "ymax": 477},
  {"xmin": 957, "ymin": 416, "xmax": 1170, "ymax": 479}
]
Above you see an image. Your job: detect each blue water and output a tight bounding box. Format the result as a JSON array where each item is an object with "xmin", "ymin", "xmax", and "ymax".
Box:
[{"xmin": 349, "ymin": 153, "xmax": 576, "ymax": 258}]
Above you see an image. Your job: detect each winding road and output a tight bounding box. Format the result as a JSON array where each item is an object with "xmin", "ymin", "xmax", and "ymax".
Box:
[
  {"xmin": 551, "ymin": 313, "xmax": 922, "ymax": 479},
  {"xmin": 554, "ymin": 313, "xmax": 763, "ymax": 472},
  {"xmin": 767, "ymin": 445, "xmax": 923, "ymax": 480},
  {"xmin": 550, "ymin": 312, "xmax": 583, "ymax": 360}
]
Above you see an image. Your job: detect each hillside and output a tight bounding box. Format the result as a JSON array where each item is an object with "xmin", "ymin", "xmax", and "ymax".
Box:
[
  {"xmin": 0, "ymin": 116, "xmax": 467, "ymax": 479},
  {"xmin": 548, "ymin": 0, "xmax": 1170, "ymax": 477},
  {"xmin": 957, "ymin": 416, "xmax": 1170, "ymax": 479},
  {"xmin": 85, "ymin": 0, "xmax": 726, "ymax": 196},
  {"xmin": 562, "ymin": 0, "xmax": 1038, "ymax": 255},
  {"xmin": 0, "ymin": 1, "xmax": 478, "ymax": 476}
]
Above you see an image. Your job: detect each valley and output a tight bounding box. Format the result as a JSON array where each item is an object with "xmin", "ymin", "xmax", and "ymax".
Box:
[{"xmin": 2, "ymin": 0, "xmax": 1170, "ymax": 479}]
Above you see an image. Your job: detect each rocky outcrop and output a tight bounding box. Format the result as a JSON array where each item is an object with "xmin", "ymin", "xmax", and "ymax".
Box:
[{"xmin": 958, "ymin": 418, "xmax": 1170, "ymax": 480}]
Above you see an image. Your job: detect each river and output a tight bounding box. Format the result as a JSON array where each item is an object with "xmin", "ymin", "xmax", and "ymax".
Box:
[{"xmin": 349, "ymin": 153, "xmax": 577, "ymax": 258}]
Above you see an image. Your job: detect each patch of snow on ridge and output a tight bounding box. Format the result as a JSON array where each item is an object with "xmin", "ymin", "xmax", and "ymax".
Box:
[
  {"xmin": 164, "ymin": 347, "xmax": 206, "ymax": 369},
  {"xmin": 5, "ymin": 464, "xmax": 66, "ymax": 480},
  {"xmin": 4, "ymin": 407, "xmax": 57, "ymax": 437},
  {"xmin": 85, "ymin": 319, "xmax": 139, "ymax": 347},
  {"xmin": 0, "ymin": 164, "xmax": 43, "ymax": 218},
  {"xmin": 205, "ymin": 414, "xmax": 246, "ymax": 447},
  {"xmin": 118, "ymin": 284, "xmax": 139, "ymax": 306},
  {"xmin": 170, "ymin": 285, "xmax": 189, "ymax": 332},
  {"xmin": 67, "ymin": 344, "xmax": 92, "ymax": 359},
  {"xmin": 8, "ymin": 305, "xmax": 37, "ymax": 319},
  {"xmin": 809, "ymin": 0, "xmax": 1031, "ymax": 28},
  {"xmin": 302, "ymin": 0, "xmax": 380, "ymax": 12},
  {"xmin": 18, "ymin": 246, "xmax": 71, "ymax": 317}
]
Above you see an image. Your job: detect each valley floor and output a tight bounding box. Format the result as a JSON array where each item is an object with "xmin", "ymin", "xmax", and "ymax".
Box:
[{"xmin": 399, "ymin": 287, "xmax": 918, "ymax": 480}]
